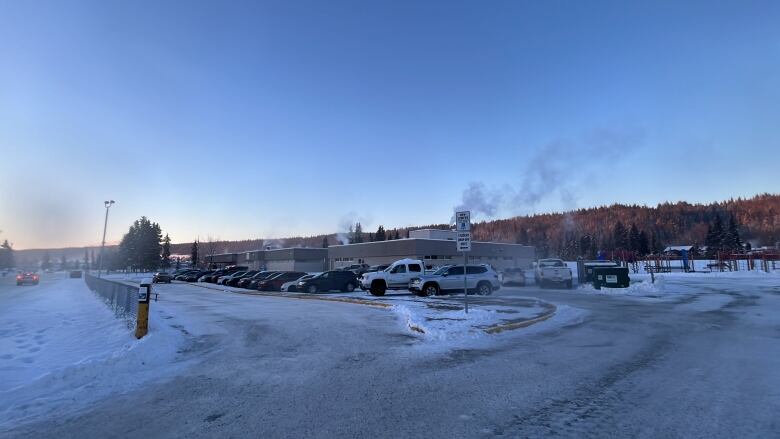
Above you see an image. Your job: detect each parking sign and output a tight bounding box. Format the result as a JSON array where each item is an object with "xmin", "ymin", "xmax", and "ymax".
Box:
[
  {"xmin": 456, "ymin": 211, "xmax": 471, "ymax": 231},
  {"xmin": 457, "ymin": 231, "xmax": 471, "ymax": 252}
]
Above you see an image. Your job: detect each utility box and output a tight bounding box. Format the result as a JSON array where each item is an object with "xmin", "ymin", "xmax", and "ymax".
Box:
[
  {"xmin": 592, "ymin": 267, "xmax": 630, "ymax": 289},
  {"xmin": 577, "ymin": 260, "xmax": 621, "ymax": 284}
]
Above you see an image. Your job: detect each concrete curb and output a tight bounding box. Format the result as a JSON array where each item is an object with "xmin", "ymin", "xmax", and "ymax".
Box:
[{"xmin": 482, "ymin": 303, "xmax": 557, "ymax": 334}]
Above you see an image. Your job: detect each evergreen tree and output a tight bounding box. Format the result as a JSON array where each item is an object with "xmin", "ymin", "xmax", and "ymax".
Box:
[
  {"xmin": 515, "ymin": 228, "xmax": 529, "ymax": 245},
  {"xmin": 0, "ymin": 240, "xmax": 13, "ymax": 269},
  {"xmin": 322, "ymin": 236, "xmax": 329, "ymax": 248},
  {"xmin": 638, "ymin": 231, "xmax": 650, "ymax": 256},
  {"xmin": 161, "ymin": 234, "xmax": 172, "ymax": 269},
  {"xmin": 118, "ymin": 217, "xmax": 164, "ymax": 271},
  {"xmin": 724, "ymin": 214, "xmax": 742, "ymax": 251},
  {"xmin": 60, "ymin": 252, "xmax": 67, "ymax": 271},
  {"xmin": 191, "ymin": 240, "xmax": 199, "ymax": 268},
  {"xmin": 613, "ymin": 221, "xmax": 628, "ymax": 250},
  {"xmin": 368, "ymin": 232, "xmax": 374, "ymax": 242},
  {"xmin": 394, "ymin": 229, "xmax": 400, "ymax": 240},
  {"xmin": 375, "ymin": 225, "xmax": 386, "ymax": 241},
  {"xmin": 354, "ymin": 222, "xmax": 364, "ymax": 243},
  {"xmin": 628, "ymin": 223, "xmax": 641, "ymax": 253},
  {"xmin": 705, "ymin": 215, "xmax": 724, "ymax": 256}
]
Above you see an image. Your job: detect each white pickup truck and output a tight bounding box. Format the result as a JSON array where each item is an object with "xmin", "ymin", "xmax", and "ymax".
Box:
[
  {"xmin": 360, "ymin": 258, "xmax": 425, "ymax": 296},
  {"xmin": 534, "ymin": 258, "xmax": 573, "ymax": 289}
]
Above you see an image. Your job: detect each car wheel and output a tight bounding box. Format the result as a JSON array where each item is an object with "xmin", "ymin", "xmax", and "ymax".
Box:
[
  {"xmin": 345, "ymin": 282, "xmax": 355, "ymax": 292},
  {"xmin": 307, "ymin": 285, "xmax": 318, "ymax": 294},
  {"xmin": 423, "ymin": 283, "xmax": 439, "ymax": 297},
  {"xmin": 477, "ymin": 282, "xmax": 492, "ymax": 296},
  {"xmin": 369, "ymin": 281, "xmax": 386, "ymax": 296}
]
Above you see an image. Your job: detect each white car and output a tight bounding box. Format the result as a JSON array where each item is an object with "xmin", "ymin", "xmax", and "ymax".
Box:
[
  {"xmin": 280, "ymin": 274, "xmax": 314, "ymax": 292},
  {"xmin": 360, "ymin": 259, "xmax": 425, "ymax": 296}
]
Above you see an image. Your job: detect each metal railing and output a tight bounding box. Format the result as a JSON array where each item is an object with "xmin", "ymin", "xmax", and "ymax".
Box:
[{"xmin": 84, "ymin": 273, "xmax": 139, "ymax": 329}]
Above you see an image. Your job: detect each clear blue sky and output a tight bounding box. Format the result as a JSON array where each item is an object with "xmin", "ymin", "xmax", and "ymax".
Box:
[{"xmin": 1, "ymin": 0, "xmax": 778, "ymax": 249}]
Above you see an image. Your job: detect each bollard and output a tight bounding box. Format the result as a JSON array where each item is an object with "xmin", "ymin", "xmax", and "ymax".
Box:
[{"xmin": 136, "ymin": 279, "xmax": 152, "ymax": 339}]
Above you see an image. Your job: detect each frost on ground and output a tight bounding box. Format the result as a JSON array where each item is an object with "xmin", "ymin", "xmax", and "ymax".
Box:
[{"xmin": 0, "ymin": 278, "xmax": 185, "ymax": 432}]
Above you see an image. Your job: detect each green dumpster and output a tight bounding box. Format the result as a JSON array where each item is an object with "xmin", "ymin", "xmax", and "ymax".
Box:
[{"xmin": 592, "ymin": 267, "xmax": 630, "ymax": 289}]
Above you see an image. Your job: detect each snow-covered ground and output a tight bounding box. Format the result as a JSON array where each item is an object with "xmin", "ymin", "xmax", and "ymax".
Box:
[
  {"xmin": 2, "ymin": 271, "xmax": 780, "ymax": 437},
  {"xmin": 0, "ymin": 275, "xmax": 187, "ymax": 431}
]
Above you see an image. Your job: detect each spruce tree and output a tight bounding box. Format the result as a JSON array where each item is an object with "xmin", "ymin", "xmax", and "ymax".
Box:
[
  {"xmin": 613, "ymin": 221, "xmax": 628, "ymax": 250},
  {"xmin": 191, "ymin": 240, "xmax": 199, "ymax": 268},
  {"xmin": 375, "ymin": 225, "xmax": 386, "ymax": 241},
  {"xmin": 638, "ymin": 231, "xmax": 650, "ymax": 256},
  {"xmin": 322, "ymin": 236, "xmax": 329, "ymax": 248},
  {"xmin": 724, "ymin": 214, "xmax": 742, "ymax": 251},
  {"xmin": 161, "ymin": 234, "xmax": 171, "ymax": 269},
  {"xmin": 0, "ymin": 240, "xmax": 13, "ymax": 269},
  {"xmin": 628, "ymin": 223, "xmax": 641, "ymax": 253}
]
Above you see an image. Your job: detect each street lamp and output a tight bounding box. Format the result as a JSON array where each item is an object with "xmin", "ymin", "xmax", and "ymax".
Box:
[{"xmin": 97, "ymin": 200, "xmax": 115, "ymax": 278}]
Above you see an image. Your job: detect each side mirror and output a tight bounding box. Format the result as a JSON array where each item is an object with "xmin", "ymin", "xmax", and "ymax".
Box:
[{"xmin": 442, "ymin": 272, "xmax": 448, "ymax": 277}]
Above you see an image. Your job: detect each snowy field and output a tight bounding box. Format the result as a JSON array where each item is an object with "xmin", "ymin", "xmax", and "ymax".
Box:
[{"xmin": 1, "ymin": 270, "xmax": 779, "ymax": 437}]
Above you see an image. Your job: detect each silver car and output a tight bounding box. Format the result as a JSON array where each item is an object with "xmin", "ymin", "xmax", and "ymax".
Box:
[{"xmin": 409, "ymin": 264, "xmax": 500, "ymax": 297}]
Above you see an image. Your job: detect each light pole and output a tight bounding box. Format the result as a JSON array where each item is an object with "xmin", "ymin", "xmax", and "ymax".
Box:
[{"xmin": 97, "ymin": 200, "xmax": 115, "ymax": 278}]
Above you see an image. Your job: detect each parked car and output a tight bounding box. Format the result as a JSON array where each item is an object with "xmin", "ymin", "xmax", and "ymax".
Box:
[
  {"xmin": 360, "ymin": 259, "xmax": 425, "ymax": 296},
  {"xmin": 341, "ymin": 263, "xmax": 370, "ymax": 276},
  {"xmin": 197, "ymin": 271, "xmax": 216, "ymax": 282},
  {"xmin": 218, "ymin": 271, "xmax": 247, "ymax": 285},
  {"xmin": 281, "ymin": 274, "xmax": 314, "ymax": 292},
  {"xmin": 257, "ymin": 271, "xmax": 307, "ymax": 291},
  {"xmin": 226, "ymin": 270, "xmax": 259, "ymax": 287},
  {"xmin": 153, "ymin": 272, "xmax": 173, "ymax": 283},
  {"xmin": 297, "ymin": 270, "xmax": 358, "ymax": 294},
  {"xmin": 534, "ymin": 258, "xmax": 573, "ymax": 289},
  {"xmin": 69, "ymin": 270, "xmax": 83, "ymax": 278},
  {"xmin": 241, "ymin": 271, "xmax": 281, "ymax": 289},
  {"xmin": 204, "ymin": 266, "xmax": 248, "ymax": 283},
  {"xmin": 502, "ymin": 268, "xmax": 526, "ymax": 286},
  {"xmin": 16, "ymin": 272, "xmax": 40, "ymax": 286},
  {"xmin": 182, "ymin": 271, "xmax": 209, "ymax": 282},
  {"xmin": 409, "ymin": 264, "xmax": 501, "ymax": 297},
  {"xmin": 174, "ymin": 269, "xmax": 201, "ymax": 280}
]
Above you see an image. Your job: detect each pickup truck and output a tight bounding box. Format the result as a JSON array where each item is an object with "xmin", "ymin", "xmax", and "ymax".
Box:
[
  {"xmin": 534, "ymin": 258, "xmax": 573, "ymax": 289},
  {"xmin": 360, "ymin": 258, "xmax": 425, "ymax": 296}
]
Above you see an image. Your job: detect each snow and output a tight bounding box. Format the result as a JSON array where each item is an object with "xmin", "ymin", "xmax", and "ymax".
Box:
[{"xmin": 0, "ymin": 276, "xmax": 186, "ymax": 431}]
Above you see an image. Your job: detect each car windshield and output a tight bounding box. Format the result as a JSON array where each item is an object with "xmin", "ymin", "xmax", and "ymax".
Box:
[{"xmin": 540, "ymin": 260, "xmax": 564, "ymax": 267}]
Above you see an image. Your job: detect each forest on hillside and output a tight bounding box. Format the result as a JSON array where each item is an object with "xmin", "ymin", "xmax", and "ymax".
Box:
[{"xmin": 171, "ymin": 193, "xmax": 779, "ymax": 259}]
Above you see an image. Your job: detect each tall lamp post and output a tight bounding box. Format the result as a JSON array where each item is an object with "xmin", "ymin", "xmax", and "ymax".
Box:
[{"xmin": 97, "ymin": 200, "xmax": 115, "ymax": 278}]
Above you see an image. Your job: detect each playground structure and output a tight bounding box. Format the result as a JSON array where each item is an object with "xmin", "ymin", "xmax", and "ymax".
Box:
[{"xmin": 599, "ymin": 250, "xmax": 779, "ymax": 274}]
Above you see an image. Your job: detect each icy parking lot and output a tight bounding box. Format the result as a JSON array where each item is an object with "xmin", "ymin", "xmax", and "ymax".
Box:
[{"xmin": 1, "ymin": 271, "xmax": 779, "ymax": 438}]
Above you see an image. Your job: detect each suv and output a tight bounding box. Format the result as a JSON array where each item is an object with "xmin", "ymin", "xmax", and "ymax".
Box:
[
  {"xmin": 360, "ymin": 259, "xmax": 425, "ymax": 296},
  {"xmin": 341, "ymin": 264, "xmax": 370, "ymax": 276},
  {"xmin": 297, "ymin": 270, "xmax": 358, "ymax": 294},
  {"xmin": 409, "ymin": 264, "xmax": 500, "ymax": 297}
]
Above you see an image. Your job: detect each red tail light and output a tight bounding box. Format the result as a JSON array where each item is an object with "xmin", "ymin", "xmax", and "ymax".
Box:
[{"xmin": 16, "ymin": 275, "xmax": 22, "ymax": 280}]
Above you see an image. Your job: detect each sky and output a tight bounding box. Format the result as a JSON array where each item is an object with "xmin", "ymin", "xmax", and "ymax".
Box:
[{"xmin": 1, "ymin": 0, "xmax": 778, "ymax": 249}]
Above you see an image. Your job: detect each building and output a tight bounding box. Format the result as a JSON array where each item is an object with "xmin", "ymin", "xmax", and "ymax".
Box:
[
  {"xmin": 236, "ymin": 248, "xmax": 328, "ymax": 272},
  {"xmin": 408, "ymin": 229, "xmax": 457, "ymax": 240},
  {"xmin": 205, "ymin": 252, "xmax": 239, "ymax": 269},
  {"xmin": 327, "ymin": 238, "xmax": 535, "ymax": 271}
]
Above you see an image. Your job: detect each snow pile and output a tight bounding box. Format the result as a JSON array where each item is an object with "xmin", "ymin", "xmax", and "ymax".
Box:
[
  {"xmin": 394, "ymin": 304, "xmax": 502, "ymax": 341},
  {"xmin": 0, "ymin": 278, "xmax": 186, "ymax": 431},
  {"xmin": 578, "ymin": 277, "xmax": 666, "ymax": 297}
]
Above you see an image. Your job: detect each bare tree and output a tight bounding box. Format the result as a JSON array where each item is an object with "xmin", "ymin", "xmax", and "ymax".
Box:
[{"xmin": 204, "ymin": 235, "xmax": 220, "ymax": 268}]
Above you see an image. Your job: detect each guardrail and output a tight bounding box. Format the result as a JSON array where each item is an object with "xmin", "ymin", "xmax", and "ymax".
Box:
[{"xmin": 84, "ymin": 273, "xmax": 139, "ymax": 330}]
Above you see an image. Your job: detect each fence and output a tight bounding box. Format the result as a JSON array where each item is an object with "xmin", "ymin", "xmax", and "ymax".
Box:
[{"xmin": 84, "ymin": 273, "xmax": 139, "ymax": 330}]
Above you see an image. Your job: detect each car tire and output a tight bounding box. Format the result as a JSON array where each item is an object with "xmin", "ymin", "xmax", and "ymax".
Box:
[
  {"xmin": 307, "ymin": 285, "xmax": 318, "ymax": 294},
  {"xmin": 477, "ymin": 282, "xmax": 492, "ymax": 296},
  {"xmin": 344, "ymin": 282, "xmax": 356, "ymax": 293},
  {"xmin": 369, "ymin": 281, "xmax": 386, "ymax": 296},
  {"xmin": 423, "ymin": 283, "xmax": 439, "ymax": 297}
]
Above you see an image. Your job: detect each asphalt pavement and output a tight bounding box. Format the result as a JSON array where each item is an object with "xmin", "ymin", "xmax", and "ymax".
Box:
[{"xmin": 3, "ymin": 275, "xmax": 779, "ymax": 438}]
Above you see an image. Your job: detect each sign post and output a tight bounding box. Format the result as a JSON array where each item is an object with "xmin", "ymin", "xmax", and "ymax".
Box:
[{"xmin": 456, "ymin": 211, "xmax": 471, "ymax": 314}]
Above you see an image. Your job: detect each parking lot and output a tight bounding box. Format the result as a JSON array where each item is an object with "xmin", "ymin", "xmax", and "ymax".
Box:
[{"xmin": 3, "ymin": 272, "xmax": 780, "ymax": 438}]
